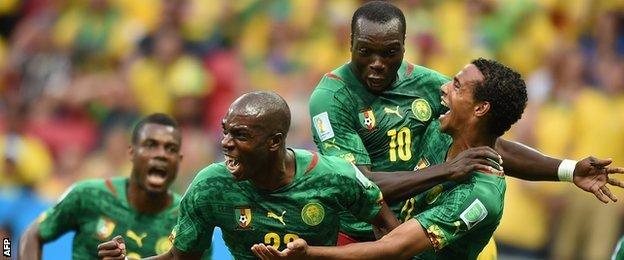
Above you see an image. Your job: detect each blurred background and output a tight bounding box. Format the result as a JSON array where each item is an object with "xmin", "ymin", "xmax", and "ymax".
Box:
[{"xmin": 0, "ymin": 0, "xmax": 622, "ymax": 259}]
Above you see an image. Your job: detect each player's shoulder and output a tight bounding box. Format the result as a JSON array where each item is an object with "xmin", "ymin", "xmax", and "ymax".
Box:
[
  {"xmin": 399, "ymin": 62, "xmax": 450, "ymax": 90},
  {"xmin": 70, "ymin": 177, "xmax": 118, "ymax": 193},
  {"xmin": 315, "ymin": 153, "xmax": 355, "ymax": 173},
  {"xmin": 408, "ymin": 63, "xmax": 451, "ymax": 82},
  {"xmin": 311, "ymin": 153, "xmax": 374, "ymax": 187},
  {"xmin": 192, "ymin": 163, "xmax": 231, "ymax": 181},
  {"xmin": 458, "ymin": 172, "xmax": 506, "ymax": 217},
  {"xmin": 311, "ymin": 64, "xmax": 357, "ymax": 104},
  {"xmin": 185, "ymin": 162, "xmax": 234, "ymax": 191}
]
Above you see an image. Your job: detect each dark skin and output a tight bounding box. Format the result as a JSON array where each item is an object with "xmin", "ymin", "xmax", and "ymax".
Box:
[
  {"xmin": 250, "ymin": 61, "xmax": 502, "ymax": 260},
  {"xmin": 349, "ymin": 17, "xmax": 624, "ymax": 204},
  {"xmin": 249, "ymin": 60, "xmax": 623, "ymax": 260},
  {"xmin": 97, "ymin": 92, "xmax": 400, "ymax": 260},
  {"xmin": 20, "ymin": 123, "xmax": 183, "ymax": 260}
]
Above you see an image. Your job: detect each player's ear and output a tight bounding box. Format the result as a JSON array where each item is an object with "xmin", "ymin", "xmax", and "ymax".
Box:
[
  {"xmin": 267, "ymin": 133, "xmax": 284, "ymax": 152},
  {"xmin": 474, "ymin": 101, "xmax": 490, "ymax": 118},
  {"xmin": 128, "ymin": 144, "xmax": 134, "ymax": 160},
  {"xmin": 350, "ymin": 33, "xmax": 354, "ymax": 51}
]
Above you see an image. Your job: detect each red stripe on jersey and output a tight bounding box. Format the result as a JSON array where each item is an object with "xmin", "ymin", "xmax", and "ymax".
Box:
[
  {"xmin": 404, "ymin": 63, "xmax": 414, "ymax": 77},
  {"xmin": 105, "ymin": 179, "xmax": 118, "ymax": 197},
  {"xmin": 305, "ymin": 152, "xmax": 319, "ymax": 174},
  {"xmin": 325, "ymin": 73, "xmax": 345, "ymax": 83}
]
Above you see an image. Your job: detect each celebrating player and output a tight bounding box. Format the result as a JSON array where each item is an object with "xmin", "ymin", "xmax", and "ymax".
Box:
[
  {"xmin": 251, "ymin": 58, "xmax": 547, "ymax": 259},
  {"xmin": 308, "ymin": 1, "xmax": 624, "ymax": 249},
  {"xmin": 19, "ymin": 114, "xmax": 215, "ymax": 259},
  {"xmin": 96, "ymin": 91, "xmax": 400, "ymax": 259}
]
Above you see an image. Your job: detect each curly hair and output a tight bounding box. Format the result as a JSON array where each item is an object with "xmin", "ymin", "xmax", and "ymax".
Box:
[
  {"xmin": 471, "ymin": 58, "xmax": 527, "ymax": 137},
  {"xmin": 351, "ymin": 1, "xmax": 406, "ymax": 40}
]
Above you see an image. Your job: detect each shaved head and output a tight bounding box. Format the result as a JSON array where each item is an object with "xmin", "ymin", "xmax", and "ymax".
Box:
[{"xmin": 228, "ymin": 91, "xmax": 291, "ymax": 137}]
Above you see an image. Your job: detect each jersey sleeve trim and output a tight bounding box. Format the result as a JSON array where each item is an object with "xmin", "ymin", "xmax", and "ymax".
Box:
[
  {"xmin": 325, "ymin": 73, "xmax": 346, "ymax": 84},
  {"xmin": 105, "ymin": 178, "xmax": 118, "ymax": 198},
  {"xmin": 304, "ymin": 152, "xmax": 319, "ymax": 174},
  {"xmin": 404, "ymin": 62, "xmax": 414, "ymax": 77}
]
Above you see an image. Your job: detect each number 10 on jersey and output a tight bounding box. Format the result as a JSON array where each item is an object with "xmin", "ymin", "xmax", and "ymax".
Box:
[{"xmin": 387, "ymin": 127, "xmax": 412, "ymax": 162}]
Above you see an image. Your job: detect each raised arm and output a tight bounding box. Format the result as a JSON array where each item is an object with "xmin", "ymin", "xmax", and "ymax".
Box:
[
  {"xmin": 19, "ymin": 222, "xmax": 43, "ymax": 260},
  {"xmin": 362, "ymin": 146, "xmax": 502, "ymax": 203},
  {"xmin": 496, "ymin": 138, "xmax": 624, "ymax": 203}
]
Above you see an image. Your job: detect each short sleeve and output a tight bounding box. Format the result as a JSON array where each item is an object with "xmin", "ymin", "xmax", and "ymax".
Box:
[
  {"xmin": 414, "ymin": 178, "xmax": 504, "ymax": 251},
  {"xmin": 336, "ymin": 162, "xmax": 383, "ymax": 222},
  {"xmin": 172, "ymin": 178, "xmax": 214, "ymax": 253},
  {"xmin": 38, "ymin": 184, "xmax": 82, "ymax": 242},
  {"xmin": 309, "ymin": 82, "xmax": 371, "ymax": 165}
]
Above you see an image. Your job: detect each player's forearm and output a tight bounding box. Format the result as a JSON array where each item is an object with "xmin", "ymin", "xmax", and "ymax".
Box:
[
  {"xmin": 19, "ymin": 223, "xmax": 42, "ymax": 260},
  {"xmin": 306, "ymin": 240, "xmax": 405, "ymax": 260},
  {"xmin": 495, "ymin": 138, "xmax": 561, "ymax": 181},
  {"xmin": 365, "ymin": 165, "xmax": 448, "ymax": 203}
]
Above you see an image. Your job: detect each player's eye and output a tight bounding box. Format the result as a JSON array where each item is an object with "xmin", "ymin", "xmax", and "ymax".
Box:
[
  {"xmin": 166, "ymin": 145, "xmax": 179, "ymax": 153},
  {"xmin": 358, "ymin": 48, "xmax": 369, "ymax": 55}
]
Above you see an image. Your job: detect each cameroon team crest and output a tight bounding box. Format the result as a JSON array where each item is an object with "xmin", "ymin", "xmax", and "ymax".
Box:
[
  {"xmin": 301, "ymin": 203, "xmax": 325, "ymax": 226},
  {"xmin": 235, "ymin": 206, "xmax": 253, "ymax": 230},
  {"xmin": 96, "ymin": 217, "xmax": 116, "ymax": 240},
  {"xmin": 358, "ymin": 109, "xmax": 376, "ymax": 131},
  {"xmin": 411, "ymin": 98, "xmax": 432, "ymax": 122}
]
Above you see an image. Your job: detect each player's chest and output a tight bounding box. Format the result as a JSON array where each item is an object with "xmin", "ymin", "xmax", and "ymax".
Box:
[
  {"xmin": 353, "ymin": 93, "xmax": 436, "ymax": 142},
  {"xmin": 215, "ymin": 193, "xmax": 340, "ymax": 243},
  {"xmin": 80, "ymin": 209, "xmax": 176, "ymax": 258}
]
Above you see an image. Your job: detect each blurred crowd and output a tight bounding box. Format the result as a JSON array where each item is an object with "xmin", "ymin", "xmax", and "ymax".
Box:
[{"xmin": 0, "ymin": 0, "xmax": 623, "ymax": 259}]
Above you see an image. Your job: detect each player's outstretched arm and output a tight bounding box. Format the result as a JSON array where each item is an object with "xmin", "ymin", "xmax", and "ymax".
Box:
[
  {"xmin": 363, "ymin": 146, "xmax": 502, "ymax": 203},
  {"xmin": 251, "ymin": 219, "xmax": 431, "ymax": 260},
  {"xmin": 97, "ymin": 236, "xmax": 202, "ymax": 260},
  {"xmin": 19, "ymin": 222, "xmax": 43, "ymax": 260},
  {"xmin": 496, "ymin": 138, "xmax": 624, "ymax": 203}
]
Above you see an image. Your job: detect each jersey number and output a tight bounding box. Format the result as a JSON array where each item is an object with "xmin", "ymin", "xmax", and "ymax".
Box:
[
  {"xmin": 387, "ymin": 127, "xmax": 412, "ymax": 162},
  {"xmin": 264, "ymin": 232, "xmax": 299, "ymax": 249}
]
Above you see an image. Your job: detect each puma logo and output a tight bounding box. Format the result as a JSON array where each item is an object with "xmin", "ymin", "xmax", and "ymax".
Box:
[
  {"xmin": 126, "ymin": 230, "xmax": 147, "ymax": 248},
  {"xmin": 384, "ymin": 106, "xmax": 403, "ymax": 118},
  {"xmin": 267, "ymin": 211, "xmax": 286, "ymax": 225}
]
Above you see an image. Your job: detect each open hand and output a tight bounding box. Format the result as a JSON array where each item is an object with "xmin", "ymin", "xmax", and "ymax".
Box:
[
  {"xmin": 251, "ymin": 239, "xmax": 309, "ymax": 260},
  {"xmin": 97, "ymin": 235, "xmax": 127, "ymax": 260},
  {"xmin": 573, "ymin": 156, "xmax": 624, "ymax": 203},
  {"xmin": 444, "ymin": 146, "xmax": 503, "ymax": 181}
]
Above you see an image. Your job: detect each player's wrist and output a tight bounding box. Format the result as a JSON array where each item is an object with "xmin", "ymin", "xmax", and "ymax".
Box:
[{"xmin": 557, "ymin": 159, "xmax": 577, "ymax": 182}]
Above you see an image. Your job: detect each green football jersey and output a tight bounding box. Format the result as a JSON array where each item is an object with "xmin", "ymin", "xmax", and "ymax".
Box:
[
  {"xmin": 309, "ymin": 61, "xmax": 449, "ymax": 239},
  {"xmin": 37, "ymin": 177, "xmax": 196, "ymax": 259},
  {"xmin": 403, "ymin": 121, "xmax": 506, "ymax": 259},
  {"xmin": 613, "ymin": 236, "xmax": 624, "ymax": 260},
  {"xmin": 172, "ymin": 149, "xmax": 383, "ymax": 260}
]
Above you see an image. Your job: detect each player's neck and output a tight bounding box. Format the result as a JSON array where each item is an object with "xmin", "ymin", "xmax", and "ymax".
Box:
[
  {"xmin": 127, "ymin": 181, "xmax": 172, "ymax": 214},
  {"xmin": 250, "ymin": 148, "xmax": 296, "ymax": 191},
  {"xmin": 447, "ymin": 130, "xmax": 496, "ymax": 160}
]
